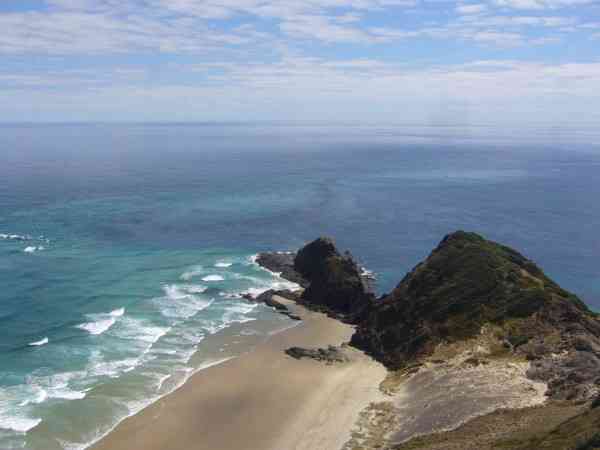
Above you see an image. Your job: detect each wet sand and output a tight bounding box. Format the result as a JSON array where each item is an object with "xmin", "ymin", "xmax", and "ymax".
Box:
[{"xmin": 91, "ymin": 297, "xmax": 387, "ymax": 450}]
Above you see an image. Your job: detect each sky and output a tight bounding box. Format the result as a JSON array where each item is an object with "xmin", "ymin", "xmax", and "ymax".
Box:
[{"xmin": 0, "ymin": 0, "xmax": 599, "ymax": 123}]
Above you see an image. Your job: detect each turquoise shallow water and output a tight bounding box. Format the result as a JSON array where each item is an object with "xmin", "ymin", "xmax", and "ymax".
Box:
[{"xmin": 1, "ymin": 123, "xmax": 599, "ymax": 449}]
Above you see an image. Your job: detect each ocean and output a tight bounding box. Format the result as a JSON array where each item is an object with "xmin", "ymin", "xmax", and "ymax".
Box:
[{"xmin": 1, "ymin": 123, "xmax": 599, "ymax": 449}]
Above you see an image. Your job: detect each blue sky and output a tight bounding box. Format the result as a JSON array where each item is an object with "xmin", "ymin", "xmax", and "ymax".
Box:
[{"xmin": 0, "ymin": 0, "xmax": 599, "ymax": 123}]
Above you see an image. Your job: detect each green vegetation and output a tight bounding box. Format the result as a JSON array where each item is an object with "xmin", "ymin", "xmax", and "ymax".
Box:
[
  {"xmin": 496, "ymin": 406, "xmax": 600, "ymax": 450},
  {"xmin": 351, "ymin": 231, "xmax": 596, "ymax": 369}
]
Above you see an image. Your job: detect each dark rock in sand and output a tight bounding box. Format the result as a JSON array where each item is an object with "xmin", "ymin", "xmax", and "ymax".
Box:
[
  {"xmin": 271, "ymin": 289, "xmax": 301, "ymax": 302},
  {"xmin": 293, "ymin": 237, "xmax": 374, "ymax": 320},
  {"xmin": 242, "ymin": 289, "xmax": 302, "ymax": 321},
  {"xmin": 255, "ymin": 252, "xmax": 307, "ymax": 287},
  {"xmin": 285, "ymin": 345, "xmax": 349, "ymax": 363},
  {"xmin": 281, "ymin": 312, "xmax": 302, "ymax": 321},
  {"xmin": 255, "ymin": 289, "xmax": 288, "ymax": 311}
]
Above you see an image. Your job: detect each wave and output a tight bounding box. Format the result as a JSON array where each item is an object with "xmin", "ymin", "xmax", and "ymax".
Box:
[
  {"xmin": 57, "ymin": 357, "xmax": 235, "ymax": 450},
  {"xmin": 201, "ymin": 275, "xmax": 224, "ymax": 282},
  {"xmin": 28, "ymin": 337, "xmax": 49, "ymax": 347},
  {"xmin": 110, "ymin": 308, "xmax": 125, "ymax": 317},
  {"xmin": 181, "ymin": 284, "xmax": 207, "ymax": 294},
  {"xmin": 0, "ymin": 415, "xmax": 41, "ymax": 433},
  {"xmin": 76, "ymin": 308, "xmax": 125, "ymax": 335},
  {"xmin": 237, "ymin": 278, "xmax": 300, "ymax": 299},
  {"xmin": 180, "ymin": 266, "xmax": 204, "ymax": 281},
  {"xmin": 247, "ymin": 254, "xmax": 302, "ymax": 291},
  {"xmin": 110, "ymin": 317, "xmax": 172, "ymax": 360},
  {"xmin": 214, "ymin": 262, "xmax": 233, "ymax": 268},
  {"xmin": 23, "ymin": 245, "xmax": 45, "ymax": 253},
  {"xmin": 18, "ymin": 388, "xmax": 48, "ymax": 406},
  {"xmin": 156, "ymin": 285, "xmax": 214, "ymax": 320},
  {"xmin": 77, "ymin": 318, "xmax": 116, "ymax": 335},
  {"xmin": 86, "ymin": 350, "xmax": 143, "ymax": 379},
  {"xmin": 0, "ymin": 233, "xmax": 31, "ymax": 241},
  {"xmin": 222, "ymin": 302, "xmax": 258, "ymax": 326},
  {"xmin": 361, "ymin": 267, "xmax": 376, "ymax": 279},
  {"xmin": 0, "ymin": 371, "xmax": 88, "ymax": 437}
]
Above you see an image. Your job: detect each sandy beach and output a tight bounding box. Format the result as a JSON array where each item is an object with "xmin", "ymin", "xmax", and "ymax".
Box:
[{"xmin": 91, "ymin": 297, "xmax": 387, "ymax": 450}]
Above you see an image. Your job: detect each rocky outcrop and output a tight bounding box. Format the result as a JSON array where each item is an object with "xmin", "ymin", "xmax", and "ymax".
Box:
[
  {"xmin": 255, "ymin": 252, "xmax": 307, "ymax": 287},
  {"xmin": 259, "ymin": 232, "xmax": 599, "ymax": 403},
  {"xmin": 243, "ymin": 289, "xmax": 302, "ymax": 321},
  {"xmin": 293, "ymin": 237, "xmax": 374, "ymax": 320},
  {"xmin": 350, "ymin": 231, "xmax": 600, "ymax": 401},
  {"xmin": 285, "ymin": 345, "xmax": 349, "ymax": 364}
]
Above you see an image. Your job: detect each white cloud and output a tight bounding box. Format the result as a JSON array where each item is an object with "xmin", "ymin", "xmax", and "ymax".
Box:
[
  {"xmin": 494, "ymin": 0, "xmax": 593, "ymax": 9},
  {"xmin": 3, "ymin": 58, "xmax": 600, "ymax": 123},
  {"xmin": 470, "ymin": 30, "xmax": 524, "ymax": 46},
  {"xmin": 458, "ymin": 14, "xmax": 577, "ymax": 28},
  {"xmin": 279, "ymin": 15, "xmax": 373, "ymax": 42},
  {"xmin": 456, "ymin": 3, "xmax": 488, "ymax": 14},
  {"xmin": 0, "ymin": 0, "xmax": 589, "ymax": 54}
]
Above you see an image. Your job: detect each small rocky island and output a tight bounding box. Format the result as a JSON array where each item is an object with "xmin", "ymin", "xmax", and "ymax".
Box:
[{"xmin": 254, "ymin": 231, "xmax": 600, "ymax": 450}]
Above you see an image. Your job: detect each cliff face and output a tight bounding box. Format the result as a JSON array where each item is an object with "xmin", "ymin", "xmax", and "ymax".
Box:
[
  {"xmin": 293, "ymin": 237, "xmax": 374, "ymax": 319},
  {"xmin": 350, "ymin": 231, "xmax": 600, "ymax": 399}
]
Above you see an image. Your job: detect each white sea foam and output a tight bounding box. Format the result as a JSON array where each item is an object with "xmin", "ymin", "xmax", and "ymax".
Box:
[
  {"xmin": 214, "ymin": 262, "xmax": 233, "ymax": 268},
  {"xmin": 0, "ymin": 415, "xmax": 41, "ymax": 433},
  {"xmin": 150, "ymin": 348, "xmax": 177, "ymax": 356},
  {"xmin": 110, "ymin": 308, "xmax": 125, "ymax": 317},
  {"xmin": 241, "ymin": 286, "xmax": 270, "ymax": 298},
  {"xmin": 155, "ymin": 374, "xmax": 172, "ymax": 391},
  {"xmin": 361, "ymin": 267, "xmax": 376, "ymax": 279},
  {"xmin": 0, "ymin": 233, "xmax": 30, "ymax": 241},
  {"xmin": 0, "ymin": 373, "xmax": 90, "ymax": 435},
  {"xmin": 181, "ymin": 284, "xmax": 207, "ymax": 294},
  {"xmin": 221, "ymin": 302, "xmax": 258, "ymax": 326},
  {"xmin": 51, "ymin": 388, "xmax": 87, "ymax": 400},
  {"xmin": 18, "ymin": 388, "xmax": 48, "ymax": 406},
  {"xmin": 239, "ymin": 277, "xmax": 300, "ymax": 299},
  {"xmin": 77, "ymin": 317, "xmax": 116, "ymax": 335},
  {"xmin": 23, "ymin": 246, "xmax": 45, "ymax": 253},
  {"xmin": 246, "ymin": 255, "xmax": 302, "ymax": 291},
  {"xmin": 157, "ymin": 285, "xmax": 213, "ymax": 319},
  {"xmin": 76, "ymin": 308, "xmax": 125, "ymax": 335},
  {"xmin": 28, "ymin": 337, "xmax": 49, "ymax": 346},
  {"xmin": 180, "ymin": 266, "xmax": 204, "ymax": 281},
  {"xmin": 201, "ymin": 275, "xmax": 224, "ymax": 282},
  {"xmin": 57, "ymin": 358, "xmax": 234, "ymax": 450},
  {"xmin": 87, "ymin": 351, "xmax": 142, "ymax": 379},
  {"xmin": 239, "ymin": 328, "xmax": 262, "ymax": 336},
  {"xmin": 28, "ymin": 372, "xmax": 89, "ymax": 403},
  {"xmin": 110, "ymin": 317, "xmax": 171, "ymax": 359}
]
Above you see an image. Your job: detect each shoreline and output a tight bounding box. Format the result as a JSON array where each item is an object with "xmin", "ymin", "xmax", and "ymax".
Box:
[{"xmin": 90, "ymin": 297, "xmax": 387, "ymax": 450}]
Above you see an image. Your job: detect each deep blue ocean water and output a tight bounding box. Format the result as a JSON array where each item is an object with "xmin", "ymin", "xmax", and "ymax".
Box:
[{"xmin": 1, "ymin": 123, "xmax": 599, "ymax": 449}]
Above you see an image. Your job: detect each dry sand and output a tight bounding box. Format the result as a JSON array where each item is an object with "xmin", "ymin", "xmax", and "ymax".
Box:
[{"xmin": 91, "ymin": 297, "xmax": 387, "ymax": 450}]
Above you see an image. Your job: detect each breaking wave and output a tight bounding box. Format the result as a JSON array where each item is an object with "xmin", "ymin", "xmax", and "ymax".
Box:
[
  {"xmin": 76, "ymin": 308, "xmax": 125, "ymax": 335},
  {"xmin": 28, "ymin": 337, "xmax": 48, "ymax": 347}
]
